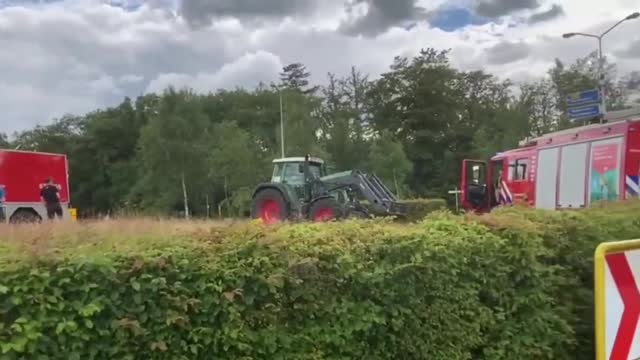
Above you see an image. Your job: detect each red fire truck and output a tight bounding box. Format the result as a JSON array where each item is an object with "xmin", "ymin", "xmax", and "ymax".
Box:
[
  {"xmin": 461, "ymin": 109, "xmax": 640, "ymax": 212},
  {"xmin": 0, "ymin": 149, "xmax": 74, "ymax": 223}
]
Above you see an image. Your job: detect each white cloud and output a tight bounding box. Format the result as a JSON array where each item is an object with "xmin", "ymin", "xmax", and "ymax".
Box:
[
  {"xmin": 0, "ymin": 0, "xmax": 638, "ymax": 135},
  {"xmin": 145, "ymin": 50, "xmax": 283, "ymax": 93}
]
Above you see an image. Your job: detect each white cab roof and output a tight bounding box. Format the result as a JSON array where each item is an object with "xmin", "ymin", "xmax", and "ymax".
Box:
[{"xmin": 272, "ymin": 157, "xmax": 324, "ymax": 164}]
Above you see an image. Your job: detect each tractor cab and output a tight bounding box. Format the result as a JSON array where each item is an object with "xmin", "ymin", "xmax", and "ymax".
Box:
[{"xmin": 270, "ymin": 157, "xmax": 326, "ymax": 185}]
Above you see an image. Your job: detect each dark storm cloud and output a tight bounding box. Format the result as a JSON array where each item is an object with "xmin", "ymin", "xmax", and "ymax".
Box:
[
  {"xmin": 339, "ymin": 0, "xmax": 426, "ymax": 37},
  {"xmin": 486, "ymin": 41, "xmax": 531, "ymax": 65},
  {"xmin": 527, "ymin": 4, "xmax": 564, "ymax": 24},
  {"xmin": 475, "ymin": 0, "xmax": 540, "ymax": 18},
  {"xmin": 180, "ymin": 0, "xmax": 427, "ymax": 38},
  {"xmin": 179, "ymin": 0, "xmax": 319, "ymax": 27}
]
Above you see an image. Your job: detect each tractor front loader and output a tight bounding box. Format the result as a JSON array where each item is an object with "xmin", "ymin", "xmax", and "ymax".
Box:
[{"xmin": 250, "ymin": 155, "xmax": 408, "ymax": 223}]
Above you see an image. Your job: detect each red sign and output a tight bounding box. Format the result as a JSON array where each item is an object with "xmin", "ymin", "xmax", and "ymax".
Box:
[
  {"xmin": 592, "ymin": 144, "xmax": 619, "ymax": 174},
  {"xmin": 606, "ymin": 252, "xmax": 640, "ymax": 359}
]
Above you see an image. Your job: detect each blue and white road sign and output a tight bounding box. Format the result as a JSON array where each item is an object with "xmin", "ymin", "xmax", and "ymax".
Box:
[
  {"xmin": 566, "ymin": 89, "xmax": 601, "ymax": 107},
  {"xmin": 568, "ymin": 104, "xmax": 601, "ymax": 120}
]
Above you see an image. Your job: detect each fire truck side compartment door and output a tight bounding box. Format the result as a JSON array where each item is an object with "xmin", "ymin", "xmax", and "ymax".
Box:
[
  {"xmin": 558, "ymin": 142, "xmax": 588, "ymax": 208},
  {"xmin": 535, "ymin": 147, "xmax": 559, "ymax": 209}
]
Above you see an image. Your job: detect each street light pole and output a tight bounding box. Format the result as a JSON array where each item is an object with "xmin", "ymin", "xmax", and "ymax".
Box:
[
  {"xmin": 562, "ymin": 12, "xmax": 640, "ymax": 120},
  {"xmin": 279, "ymin": 88, "xmax": 285, "ymax": 158}
]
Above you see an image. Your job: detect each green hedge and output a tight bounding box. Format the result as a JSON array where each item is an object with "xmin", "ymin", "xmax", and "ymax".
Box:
[
  {"xmin": 1, "ymin": 200, "xmax": 640, "ymax": 359},
  {"xmin": 399, "ymin": 198, "xmax": 447, "ymax": 221},
  {"xmin": 468, "ymin": 200, "xmax": 640, "ymax": 359}
]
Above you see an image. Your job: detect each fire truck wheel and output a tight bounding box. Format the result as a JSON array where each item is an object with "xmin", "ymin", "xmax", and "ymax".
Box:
[{"xmin": 10, "ymin": 209, "xmax": 41, "ymax": 224}]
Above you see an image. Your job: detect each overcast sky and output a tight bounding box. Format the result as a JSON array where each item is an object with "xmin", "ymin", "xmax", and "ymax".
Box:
[{"xmin": 0, "ymin": 0, "xmax": 638, "ymax": 134}]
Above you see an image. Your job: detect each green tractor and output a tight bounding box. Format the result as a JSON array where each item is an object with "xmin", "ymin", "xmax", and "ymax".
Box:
[{"xmin": 250, "ymin": 155, "xmax": 408, "ymax": 223}]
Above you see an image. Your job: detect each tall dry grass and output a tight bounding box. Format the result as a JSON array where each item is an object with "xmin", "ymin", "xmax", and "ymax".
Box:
[{"xmin": 0, "ymin": 217, "xmax": 248, "ymax": 260}]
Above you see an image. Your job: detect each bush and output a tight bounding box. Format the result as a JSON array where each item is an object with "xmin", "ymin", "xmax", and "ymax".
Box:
[
  {"xmin": 466, "ymin": 199, "xmax": 640, "ymax": 359},
  {"xmin": 399, "ymin": 198, "xmax": 447, "ymax": 221},
  {"xmin": 1, "ymin": 200, "xmax": 639, "ymax": 359}
]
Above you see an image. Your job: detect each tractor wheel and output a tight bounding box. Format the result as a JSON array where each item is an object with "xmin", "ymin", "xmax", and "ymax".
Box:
[
  {"xmin": 308, "ymin": 197, "xmax": 343, "ymax": 222},
  {"xmin": 251, "ymin": 188, "xmax": 288, "ymax": 224}
]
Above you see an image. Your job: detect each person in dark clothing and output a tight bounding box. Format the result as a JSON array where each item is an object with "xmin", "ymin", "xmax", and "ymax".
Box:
[
  {"xmin": 0, "ymin": 184, "xmax": 6, "ymax": 222},
  {"xmin": 40, "ymin": 178, "xmax": 63, "ymax": 220}
]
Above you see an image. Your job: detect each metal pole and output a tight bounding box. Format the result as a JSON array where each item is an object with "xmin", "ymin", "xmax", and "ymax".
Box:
[
  {"xmin": 279, "ymin": 88, "xmax": 285, "ymax": 158},
  {"xmin": 454, "ymin": 187, "xmax": 459, "ymax": 212},
  {"xmin": 598, "ymin": 36, "xmax": 606, "ymax": 122}
]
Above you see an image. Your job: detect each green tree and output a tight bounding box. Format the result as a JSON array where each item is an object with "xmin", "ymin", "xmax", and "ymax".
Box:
[
  {"xmin": 0, "ymin": 133, "xmax": 9, "ymax": 148},
  {"xmin": 366, "ymin": 48, "xmax": 461, "ymax": 196},
  {"xmin": 280, "ymin": 62, "xmax": 319, "ymax": 95},
  {"xmin": 208, "ymin": 121, "xmax": 269, "ymax": 216},
  {"xmin": 11, "ymin": 115, "xmax": 83, "ymax": 155},
  {"xmin": 278, "ymin": 88, "xmax": 327, "ymax": 159},
  {"xmin": 318, "ymin": 70, "xmax": 370, "ymax": 171},
  {"xmin": 517, "ymin": 79, "xmax": 560, "ymax": 136},
  {"xmin": 134, "ymin": 88, "xmax": 211, "ymax": 217},
  {"xmin": 366, "ymin": 131, "xmax": 412, "ymax": 198},
  {"xmin": 67, "ymin": 98, "xmax": 146, "ymax": 216}
]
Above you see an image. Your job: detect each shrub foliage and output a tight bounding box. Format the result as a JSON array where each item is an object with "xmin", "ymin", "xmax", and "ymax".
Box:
[
  {"xmin": 399, "ymin": 198, "xmax": 448, "ymax": 221},
  {"xmin": 1, "ymin": 200, "xmax": 640, "ymax": 359}
]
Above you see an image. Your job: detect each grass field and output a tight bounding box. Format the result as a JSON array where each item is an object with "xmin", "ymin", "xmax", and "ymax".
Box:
[{"xmin": 0, "ymin": 217, "xmax": 244, "ymax": 260}]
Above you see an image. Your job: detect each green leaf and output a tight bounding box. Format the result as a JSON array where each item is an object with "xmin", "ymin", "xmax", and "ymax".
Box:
[
  {"xmin": 79, "ymin": 302, "xmax": 102, "ymax": 317},
  {"xmin": 131, "ymin": 280, "xmax": 141, "ymax": 291}
]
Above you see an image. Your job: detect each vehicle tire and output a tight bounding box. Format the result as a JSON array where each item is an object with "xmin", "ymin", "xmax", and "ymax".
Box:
[
  {"xmin": 251, "ymin": 188, "xmax": 289, "ymax": 224},
  {"xmin": 9, "ymin": 209, "xmax": 42, "ymax": 224},
  {"xmin": 308, "ymin": 197, "xmax": 344, "ymax": 222}
]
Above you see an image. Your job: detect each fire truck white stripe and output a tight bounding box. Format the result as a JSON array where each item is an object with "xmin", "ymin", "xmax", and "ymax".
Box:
[
  {"xmin": 501, "ymin": 180, "xmax": 512, "ymax": 202},
  {"xmin": 626, "ymin": 176, "xmax": 640, "ymax": 195}
]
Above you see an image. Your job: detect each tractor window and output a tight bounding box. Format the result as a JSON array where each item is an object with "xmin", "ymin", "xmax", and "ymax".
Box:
[
  {"xmin": 307, "ymin": 164, "xmax": 322, "ymax": 179},
  {"xmin": 282, "ymin": 164, "xmax": 305, "ymax": 185},
  {"xmin": 271, "ymin": 164, "xmax": 283, "ymax": 183},
  {"xmin": 508, "ymin": 158, "xmax": 529, "ymax": 181}
]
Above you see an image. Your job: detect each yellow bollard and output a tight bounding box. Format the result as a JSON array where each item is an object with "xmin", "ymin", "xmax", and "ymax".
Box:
[{"xmin": 68, "ymin": 208, "xmax": 77, "ymax": 221}]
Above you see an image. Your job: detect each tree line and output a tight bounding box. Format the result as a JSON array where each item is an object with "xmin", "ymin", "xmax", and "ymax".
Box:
[{"xmin": 1, "ymin": 47, "xmax": 637, "ymax": 218}]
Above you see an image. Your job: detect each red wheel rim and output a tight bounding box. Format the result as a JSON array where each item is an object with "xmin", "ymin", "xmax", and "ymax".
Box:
[
  {"xmin": 313, "ymin": 208, "xmax": 334, "ymax": 222},
  {"xmin": 260, "ymin": 199, "xmax": 281, "ymax": 224}
]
